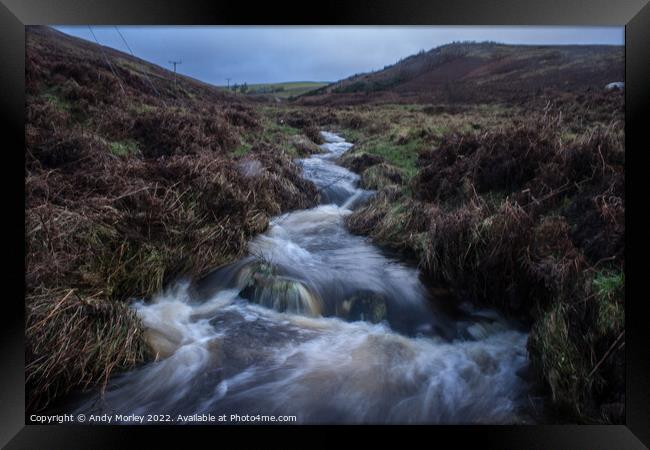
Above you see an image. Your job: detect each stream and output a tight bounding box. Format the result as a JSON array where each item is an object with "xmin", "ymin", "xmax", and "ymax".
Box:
[{"xmin": 72, "ymin": 131, "xmax": 531, "ymax": 424}]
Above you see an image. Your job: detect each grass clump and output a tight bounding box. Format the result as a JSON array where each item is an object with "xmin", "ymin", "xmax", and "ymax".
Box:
[
  {"xmin": 528, "ymin": 302, "xmax": 588, "ymax": 415},
  {"xmin": 360, "ymin": 163, "xmax": 404, "ymax": 190},
  {"xmin": 233, "ymin": 142, "xmax": 253, "ymax": 157},
  {"xmin": 592, "ymin": 271, "xmax": 624, "ymax": 335},
  {"xmin": 339, "ymin": 152, "xmax": 384, "ymax": 173},
  {"xmin": 529, "ymin": 268, "xmax": 625, "ymax": 423},
  {"xmin": 109, "ymin": 139, "xmax": 139, "ymax": 157},
  {"xmin": 347, "ymin": 187, "xmax": 433, "ymax": 261},
  {"xmin": 26, "ymin": 289, "xmax": 148, "ymax": 412},
  {"xmin": 43, "ymin": 91, "xmax": 71, "ymax": 111},
  {"xmin": 346, "ymin": 109, "xmax": 625, "ymax": 422},
  {"xmin": 364, "ymin": 139, "xmax": 421, "ymax": 180}
]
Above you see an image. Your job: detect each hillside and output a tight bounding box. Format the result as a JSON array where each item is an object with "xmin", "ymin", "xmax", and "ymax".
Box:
[
  {"xmin": 298, "ymin": 42, "xmax": 624, "ymax": 105},
  {"xmin": 25, "ymin": 26, "xmax": 324, "ymax": 412},
  {"xmin": 26, "ymin": 26, "xmax": 240, "ymax": 104}
]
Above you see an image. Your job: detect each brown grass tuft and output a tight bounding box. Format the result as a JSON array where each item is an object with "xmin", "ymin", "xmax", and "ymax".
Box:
[{"xmin": 26, "ymin": 289, "xmax": 148, "ymax": 412}]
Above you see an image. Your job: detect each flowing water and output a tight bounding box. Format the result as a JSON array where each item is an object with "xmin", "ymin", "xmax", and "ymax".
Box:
[{"xmin": 73, "ymin": 131, "xmax": 531, "ymax": 424}]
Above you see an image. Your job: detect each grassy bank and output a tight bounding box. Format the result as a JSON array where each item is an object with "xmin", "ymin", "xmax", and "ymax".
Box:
[
  {"xmin": 307, "ymin": 93, "xmax": 625, "ymax": 423},
  {"xmin": 25, "ymin": 27, "xmax": 324, "ymax": 411}
]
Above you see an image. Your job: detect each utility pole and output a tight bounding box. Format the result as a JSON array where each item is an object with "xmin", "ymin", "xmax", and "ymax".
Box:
[
  {"xmin": 168, "ymin": 60, "xmax": 182, "ymax": 88},
  {"xmin": 226, "ymin": 78, "xmax": 231, "ymax": 90}
]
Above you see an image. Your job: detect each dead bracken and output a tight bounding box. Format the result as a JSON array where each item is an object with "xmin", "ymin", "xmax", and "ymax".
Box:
[
  {"xmin": 346, "ymin": 113, "xmax": 624, "ymax": 423},
  {"xmin": 25, "ymin": 26, "xmax": 319, "ymax": 412}
]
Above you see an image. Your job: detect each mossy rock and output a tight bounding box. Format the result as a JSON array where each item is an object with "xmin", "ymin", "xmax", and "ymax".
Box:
[
  {"xmin": 238, "ymin": 261, "xmax": 322, "ymax": 316},
  {"xmin": 340, "ymin": 290, "xmax": 388, "ymax": 324}
]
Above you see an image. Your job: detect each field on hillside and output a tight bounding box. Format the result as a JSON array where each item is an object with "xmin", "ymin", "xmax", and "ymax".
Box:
[{"xmin": 243, "ymin": 81, "xmax": 329, "ymax": 98}]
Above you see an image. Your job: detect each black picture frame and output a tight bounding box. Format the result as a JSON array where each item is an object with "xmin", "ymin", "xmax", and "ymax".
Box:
[{"xmin": 2, "ymin": 1, "xmax": 647, "ymax": 447}]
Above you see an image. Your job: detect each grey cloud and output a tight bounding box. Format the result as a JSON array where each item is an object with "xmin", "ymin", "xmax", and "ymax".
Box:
[{"xmin": 54, "ymin": 26, "xmax": 624, "ymax": 85}]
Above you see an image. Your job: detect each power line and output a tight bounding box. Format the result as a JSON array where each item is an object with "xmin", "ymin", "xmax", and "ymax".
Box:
[
  {"xmin": 113, "ymin": 26, "xmax": 135, "ymax": 57},
  {"xmin": 113, "ymin": 25, "xmax": 162, "ymax": 99},
  {"xmin": 87, "ymin": 25, "xmax": 125, "ymax": 96}
]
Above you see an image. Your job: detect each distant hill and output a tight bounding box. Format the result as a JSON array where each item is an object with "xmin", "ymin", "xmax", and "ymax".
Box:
[
  {"xmin": 297, "ymin": 41, "xmax": 624, "ymax": 105},
  {"xmin": 242, "ymin": 81, "xmax": 330, "ymax": 99}
]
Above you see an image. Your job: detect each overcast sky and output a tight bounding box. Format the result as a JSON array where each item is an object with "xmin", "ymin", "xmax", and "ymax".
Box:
[{"xmin": 54, "ymin": 26, "xmax": 624, "ymax": 86}]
